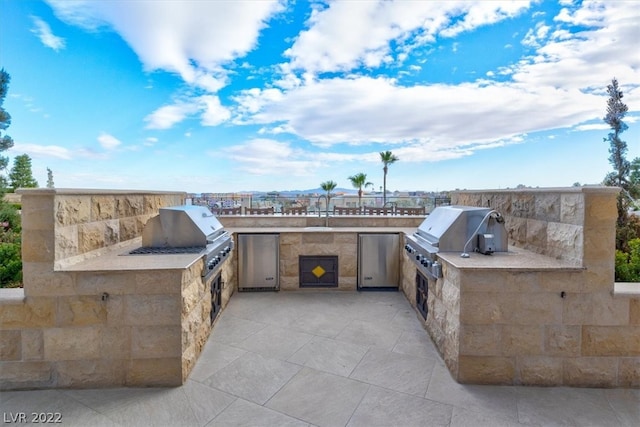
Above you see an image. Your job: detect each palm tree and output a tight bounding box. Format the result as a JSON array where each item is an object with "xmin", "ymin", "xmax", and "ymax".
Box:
[
  {"xmin": 348, "ymin": 173, "xmax": 373, "ymax": 209},
  {"xmin": 320, "ymin": 180, "xmax": 337, "ymax": 213},
  {"xmin": 379, "ymin": 150, "xmax": 399, "ymax": 206}
]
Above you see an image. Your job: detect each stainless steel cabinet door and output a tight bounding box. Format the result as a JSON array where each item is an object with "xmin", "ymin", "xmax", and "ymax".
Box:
[
  {"xmin": 358, "ymin": 234, "xmax": 400, "ymax": 289},
  {"xmin": 238, "ymin": 234, "xmax": 279, "ymax": 289}
]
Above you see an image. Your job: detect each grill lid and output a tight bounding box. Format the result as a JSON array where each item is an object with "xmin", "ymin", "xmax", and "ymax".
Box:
[
  {"xmin": 415, "ymin": 205, "xmax": 507, "ymax": 252},
  {"xmin": 142, "ymin": 205, "xmax": 225, "ymax": 248}
]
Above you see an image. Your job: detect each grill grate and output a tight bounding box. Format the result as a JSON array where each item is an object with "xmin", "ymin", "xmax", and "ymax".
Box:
[{"xmin": 129, "ymin": 246, "xmax": 205, "ymax": 255}]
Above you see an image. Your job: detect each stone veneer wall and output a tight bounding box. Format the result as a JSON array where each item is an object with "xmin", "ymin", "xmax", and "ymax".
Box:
[
  {"xmin": 0, "ymin": 189, "xmax": 196, "ymax": 389},
  {"xmin": 408, "ymin": 187, "xmax": 639, "ymax": 387}
]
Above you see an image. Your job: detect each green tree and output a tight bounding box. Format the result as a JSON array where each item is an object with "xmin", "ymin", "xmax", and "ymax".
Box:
[
  {"xmin": 601, "ymin": 78, "xmax": 636, "ymax": 252},
  {"xmin": 379, "ymin": 150, "xmax": 399, "ymax": 206},
  {"xmin": 9, "ymin": 154, "xmax": 38, "ymax": 190},
  {"xmin": 46, "ymin": 167, "xmax": 54, "ymax": 188},
  {"xmin": 348, "ymin": 172, "xmax": 372, "ymax": 208},
  {"xmin": 320, "ymin": 180, "xmax": 337, "ymax": 212},
  {"xmin": 0, "ymin": 68, "xmax": 14, "ymax": 192}
]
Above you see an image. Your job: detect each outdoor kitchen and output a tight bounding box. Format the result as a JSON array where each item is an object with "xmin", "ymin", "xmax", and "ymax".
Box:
[{"xmin": 0, "ymin": 186, "xmax": 638, "ymax": 390}]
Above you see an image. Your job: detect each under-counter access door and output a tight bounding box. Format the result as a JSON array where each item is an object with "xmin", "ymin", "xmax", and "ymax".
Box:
[
  {"xmin": 358, "ymin": 233, "xmax": 400, "ymax": 290},
  {"xmin": 238, "ymin": 234, "xmax": 279, "ymax": 291}
]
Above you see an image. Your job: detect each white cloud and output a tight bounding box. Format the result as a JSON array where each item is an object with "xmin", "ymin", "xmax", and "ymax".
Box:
[
  {"xmin": 234, "ymin": 1, "xmax": 639, "ymax": 158},
  {"xmin": 144, "ymin": 137, "xmax": 158, "ymax": 146},
  {"xmin": 200, "ymin": 95, "xmax": 231, "ymax": 126},
  {"xmin": 285, "ymin": 1, "xmax": 532, "ymax": 74},
  {"xmin": 46, "ymin": 0, "xmax": 284, "ymax": 92},
  {"xmin": 30, "ymin": 16, "xmax": 65, "ymax": 51},
  {"xmin": 144, "ymin": 101, "xmax": 199, "ymax": 130},
  {"xmin": 10, "ymin": 143, "xmax": 72, "ymax": 159},
  {"xmin": 234, "ymin": 76, "xmax": 602, "ymax": 154},
  {"xmin": 145, "ymin": 95, "xmax": 231, "ymax": 129},
  {"xmin": 97, "ymin": 133, "xmax": 122, "ymax": 150},
  {"xmin": 222, "ymin": 139, "xmax": 321, "ymax": 176}
]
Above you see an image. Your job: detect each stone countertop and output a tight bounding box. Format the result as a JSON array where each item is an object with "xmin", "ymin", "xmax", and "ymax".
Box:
[
  {"xmin": 437, "ymin": 246, "xmax": 584, "ymax": 271},
  {"xmin": 58, "ymin": 240, "xmax": 203, "ymax": 273},
  {"xmin": 226, "ymin": 227, "xmax": 415, "ymax": 233}
]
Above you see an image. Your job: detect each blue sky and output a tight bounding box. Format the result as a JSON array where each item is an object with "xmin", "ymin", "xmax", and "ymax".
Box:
[{"xmin": 1, "ymin": 0, "xmax": 638, "ymax": 193}]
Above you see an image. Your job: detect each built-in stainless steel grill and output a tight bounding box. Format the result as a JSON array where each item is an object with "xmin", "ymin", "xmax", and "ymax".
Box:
[
  {"xmin": 130, "ymin": 205, "xmax": 233, "ymax": 281},
  {"xmin": 404, "ymin": 206, "xmax": 507, "ymax": 279}
]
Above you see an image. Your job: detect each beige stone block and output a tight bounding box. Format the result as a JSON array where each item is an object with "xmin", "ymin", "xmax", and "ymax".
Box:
[
  {"xmin": 619, "ymin": 357, "xmax": 640, "ymax": 387},
  {"xmin": 78, "ymin": 222, "xmax": 106, "ymax": 253},
  {"xmin": 0, "ymin": 330, "xmax": 21, "ymax": 360},
  {"xmin": 280, "ymin": 233, "xmax": 301, "ymax": 245},
  {"xmin": 22, "ymin": 329, "xmax": 43, "ymax": 360},
  {"xmin": 91, "ymin": 196, "xmax": 116, "ymax": 221},
  {"xmin": 44, "ymin": 326, "xmax": 100, "ymax": 360},
  {"xmin": 501, "ymin": 325, "xmax": 543, "ymax": 356},
  {"xmin": 124, "ymin": 294, "xmax": 181, "ymax": 326},
  {"xmin": 136, "ymin": 271, "xmax": 182, "ymax": 294},
  {"xmin": 563, "ymin": 292, "xmax": 629, "ymax": 325},
  {"xmin": 460, "ymin": 325, "xmax": 500, "ymax": 356},
  {"xmin": 560, "ymin": 193, "xmax": 584, "ymax": 225},
  {"xmin": 585, "ymin": 193, "xmax": 617, "ymax": 223},
  {"xmin": 0, "ymin": 298, "xmax": 56, "ymax": 328},
  {"xmin": 506, "ymin": 216, "xmax": 527, "ymax": 247},
  {"xmin": 302, "ymin": 233, "xmax": 334, "ymax": 244},
  {"xmin": 20, "ymin": 195, "xmax": 54, "ymax": 230},
  {"xmin": 503, "ymin": 292, "xmax": 562, "ymax": 325},
  {"xmin": 55, "ymin": 196, "xmax": 91, "ymax": 226},
  {"xmin": 334, "ymin": 233, "xmax": 357, "ymax": 244},
  {"xmin": 544, "ymin": 325, "xmax": 581, "ymax": 357},
  {"xmin": 280, "ymin": 276, "xmax": 299, "ymax": 290},
  {"xmin": 54, "ymin": 225, "xmax": 79, "ymax": 260},
  {"xmin": 21, "ymin": 229, "xmax": 55, "ymax": 263},
  {"xmin": 631, "ymin": 299, "xmax": 640, "ymax": 325},
  {"xmin": 537, "ymin": 271, "xmax": 592, "ymax": 293},
  {"xmin": 100, "ymin": 326, "xmax": 132, "ymax": 360},
  {"xmin": 582, "ymin": 326, "xmax": 640, "ymax": 356},
  {"xmin": 117, "ymin": 195, "xmax": 145, "ymax": 217},
  {"xmin": 281, "ymin": 257, "xmax": 298, "ymax": 277},
  {"xmin": 441, "ymin": 281, "xmax": 459, "ymax": 315},
  {"xmin": 426, "ymin": 315, "xmax": 445, "ymax": 356},
  {"xmin": 517, "ymin": 356, "xmax": 563, "ymax": 385},
  {"xmin": 104, "ymin": 219, "xmax": 120, "ymax": 246},
  {"xmin": 583, "ymin": 227, "xmax": 615, "ymax": 263},
  {"xmin": 131, "ymin": 325, "xmax": 181, "ymax": 358},
  {"xmin": 127, "ymin": 357, "xmax": 182, "ymax": 386},
  {"xmin": 534, "ymin": 194, "xmax": 561, "ymax": 222},
  {"xmin": 76, "ymin": 272, "xmax": 134, "ymax": 295},
  {"xmin": 546, "ymin": 222, "xmax": 583, "ymax": 262},
  {"xmin": 457, "ymin": 356, "xmax": 515, "ymax": 384},
  {"xmin": 106, "ymin": 295, "xmax": 125, "ymax": 326},
  {"xmin": 119, "ymin": 216, "xmax": 141, "ymax": 241},
  {"xmin": 510, "ymin": 193, "xmax": 535, "ymax": 218},
  {"xmin": 23, "ymin": 265, "xmax": 75, "ymax": 297},
  {"xmin": 563, "ymin": 357, "xmax": 618, "ymax": 387},
  {"xmin": 433, "ymin": 298, "xmax": 448, "ymax": 331},
  {"xmin": 57, "ymin": 295, "xmax": 107, "ymax": 326},
  {"xmin": 526, "ymin": 219, "xmax": 547, "ymax": 252},
  {"xmin": 339, "ymin": 254, "xmax": 357, "ymax": 277},
  {"xmin": 182, "ymin": 280, "xmax": 201, "ymax": 315},
  {"xmin": 460, "ymin": 291, "xmax": 506, "ymax": 324},
  {"xmin": 338, "ymin": 276, "xmax": 356, "ymax": 290},
  {"xmin": 55, "ymin": 359, "xmax": 126, "ymax": 388},
  {"xmin": 0, "ymin": 361, "xmax": 52, "ymax": 387}
]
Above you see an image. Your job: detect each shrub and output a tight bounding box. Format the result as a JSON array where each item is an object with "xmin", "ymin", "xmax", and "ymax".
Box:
[{"xmin": 615, "ymin": 237, "xmax": 640, "ymax": 282}]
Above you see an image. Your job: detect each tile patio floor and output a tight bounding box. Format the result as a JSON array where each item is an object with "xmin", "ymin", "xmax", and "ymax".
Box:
[{"xmin": 1, "ymin": 291, "xmax": 638, "ymax": 426}]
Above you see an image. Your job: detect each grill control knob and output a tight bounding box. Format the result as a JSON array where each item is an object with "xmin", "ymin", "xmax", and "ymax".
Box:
[{"xmin": 415, "ymin": 254, "xmax": 421, "ymax": 261}]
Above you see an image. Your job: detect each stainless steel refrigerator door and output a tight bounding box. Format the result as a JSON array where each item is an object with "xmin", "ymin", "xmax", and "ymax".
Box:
[
  {"xmin": 358, "ymin": 234, "xmax": 400, "ymax": 289},
  {"xmin": 238, "ymin": 234, "xmax": 279, "ymax": 290}
]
